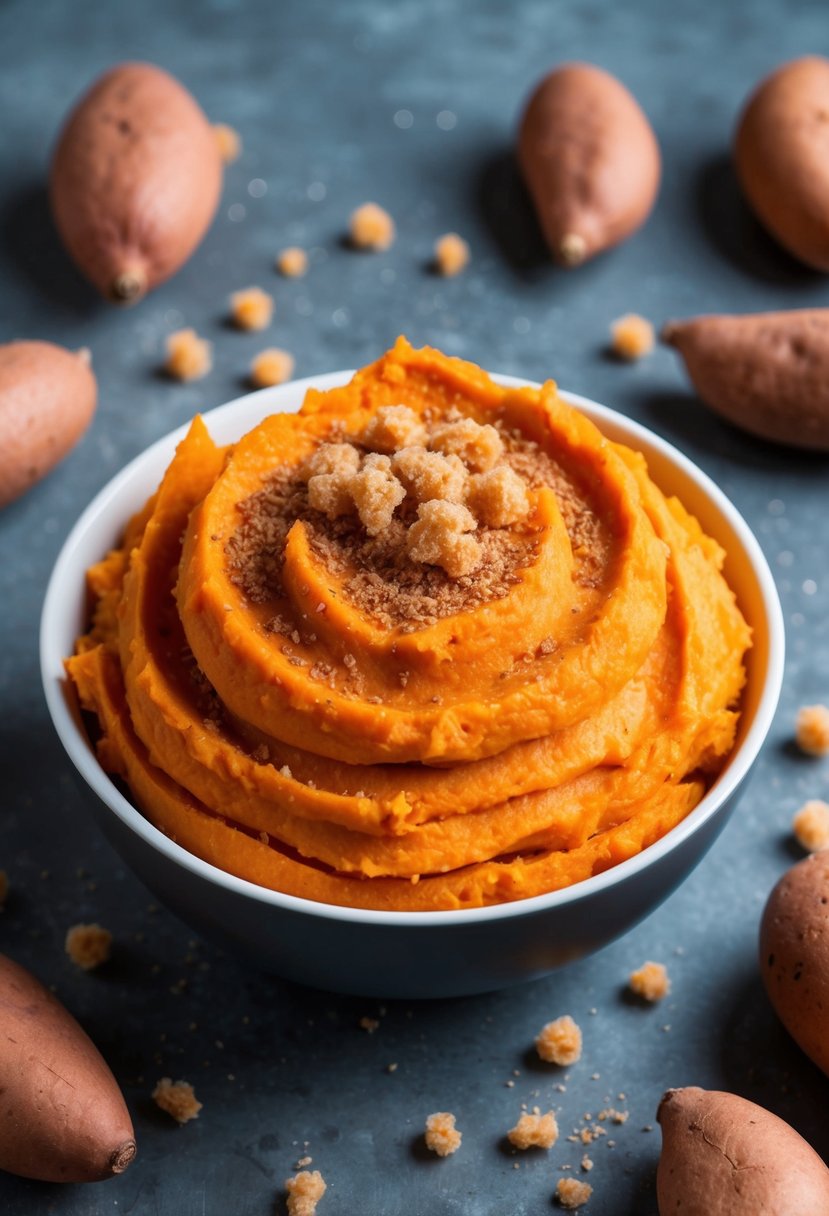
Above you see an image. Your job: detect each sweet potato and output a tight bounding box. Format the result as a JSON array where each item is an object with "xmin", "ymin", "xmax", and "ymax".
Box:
[
  {"xmin": 0, "ymin": 953, "xmax": 135, "ymax": 1182},
  {"xmin": 50, "ymin": 62, "xmax": 222, "ymax": 304},
  {"xmin": 761, "ymin": 851, "xmax": 829, "ymax": 1078},
  {"xmin": 657, "ymin": 1087, "xmax": 829, "ymax": 1215},
  {"xmin": 0, "ymin": 340, "xmax": 97, "ymax": 507},
  {"xmin": 518, "ymin": 63, "xmax": 660, "ymax": 266},
  {"xmin": 735, "ymin": 56, "xmax": 829, "ymax": 270},
  {"xmin": 662, "ymin": 309, "xmax": 829, "ymax": 450}
]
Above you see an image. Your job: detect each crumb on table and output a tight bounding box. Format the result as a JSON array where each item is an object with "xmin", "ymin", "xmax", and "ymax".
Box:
[
  {"xmin": 213, "ymin": 122, "xmax": 241, "ymax": 163},
  {"xmin": 424, "ymin": 1111, "xmax": 462, "ymax": 1156},
  {"xmin": 359, "ymin": 1015, "xmax": 379, "ymax": 1033},
  {"xmin": 230, "ymin": 287, "xmax": 274, "ymax": 331},
  {"xmin": 536, "ymin": 1015, "xmax": 583, "ymax": 1066},
  {"xmin": 362, "ymin": 404, "xmax": 426, "ymax": 453},
  {"xmin": 610, "ymin": 313, "xmax": 655, "ymax": 361},
  {"xmin": 250, "ymin": 348, "xmax": 295, "ymax": 388},
  {"xmin": 65, "ymin": 922, "xmax": 111, "ymax": 970},
  {"xmin": 628, "ymin": 961, "xmax": 670, "ymax": 1002},
  {"xmin": 434, "ymin": 232, "xmax": 470, "ymax": 277},
  {"xmin": 556, "ymin": 1177, "xmax": 593, "ymax": 1208},
  {"xmin": 430, "ymin": 417, "xmax": 503, "ymax": 472},
  {"xmin": 164, "ymin": 329, "xmax": 212, "ymax": 381},
  {"xmin": 508, "ymin": 1110, "xmax": 559, "ymax": 1150},
  {"xmin": 407, "ymin": 500, "xmax": 482, "ymax": 578},
  {"xmin": 796, "ymin": 704, "xmax": 829, "ymax": 756},
  {"xmin": 285, "ymin": 1168, "xmax": 327, "ymax": 1216},
  {"xmin": 349, "ymin": 202, "xmax": 395, "ymax": 251},
  {"xmin": 469, "ymin": 465, "xmax": 530, "ymax": 528},
  {"xmin": 277, "ymin": 246, "xmax": 308, "ymax": 278},
  {"xmin": 152, "ymin": 1077, "xmax": 202, "ymax": 1124},
  {"xmin": 793, "ymin": 799, "xmax": 829, "ymax": 852}
]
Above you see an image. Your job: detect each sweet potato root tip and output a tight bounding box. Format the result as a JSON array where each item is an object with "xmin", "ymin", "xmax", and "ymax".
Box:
[
  {"xmin": 110, "ymin": 269, "xmax": 147, "ymax": 304},
  {"xmin": 109, "ymin": 1139, "xmax": 137, "ymax": 1174},
  {"xmin": 558, "ymin": 233, "xmax": 587, "ymax": 266}
]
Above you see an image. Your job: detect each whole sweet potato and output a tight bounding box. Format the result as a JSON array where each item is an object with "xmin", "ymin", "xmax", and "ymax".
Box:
[
  {"xmin": 0, "ymin": 953, "xmax": 135, "ymax": 1182},
  {"xmin": 662, "ymin": 309, "xmax": 829, "ymax": 450},
  {"xmin": 735, "ymin": 56, "xmax": 829, "ymax": 270},
  {"xmin": 0, "ymin": 340, "xmax": 97, "ymax": 507},
  {"xmin": 518, "ymin": 63, "xmax": 660, "ymax": 266},
  {"xmin": 657, "ymin": 1087, "xmax": 829, "ymax": 1215},
  {"xmin": 50, "ymin": 62, "xmax": 222, "ymax": 304}
]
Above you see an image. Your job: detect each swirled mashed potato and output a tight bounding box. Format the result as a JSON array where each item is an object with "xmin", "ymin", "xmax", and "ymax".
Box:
[{"xmin": 67, "ymin": 340, "xmax": 751, "ymax": 911}]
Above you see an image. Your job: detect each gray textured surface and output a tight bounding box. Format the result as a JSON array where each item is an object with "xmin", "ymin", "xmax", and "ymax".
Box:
[{"xmin": 1, "ymin": 0, "xmax": 828, "ymax": 1212}]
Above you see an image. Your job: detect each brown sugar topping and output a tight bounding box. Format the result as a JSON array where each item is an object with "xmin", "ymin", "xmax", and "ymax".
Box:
[
  {"xmin": 285, "ymin": 1169, "xmax": 327, "ymax": 1216},
  {"xmin": 424, "ymin": 1111, "xmax": 462, "ymax": 1156}
]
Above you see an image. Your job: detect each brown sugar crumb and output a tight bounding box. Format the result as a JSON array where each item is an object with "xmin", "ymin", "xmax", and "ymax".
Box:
[
  {"xmin": 434, "ymin": 232, "xmax": 470, "ymax": 277},
  {"xmin": 250, "ymin": 348, "xmax": 295, "ymax": 388},
  {"xmin": 793, "ymin": 799, "xmax": 829, "ymax": 852},
  {"xmin": 359, "ymin": 1016, "xmax": 380, "ymax": 1033},
  {"xmin": 349, "ymin": 202, "xmax": 395, "ymax": 251},
  {"xmin": 598, "ymin": 1108, "xmax": 629, "ymax": 1125},
  {"xmin": 361, "ymin": 405, "xmax": 426, "ymax": 453},
  {"xmin": 152, "ymin": 1077, "xmax": 202, "ymax": 1124},
  {"xmin": 610, "ymin": 313, "xmax": 655, "ymax": 361},
  {"xmin": 424, "ymin": 1111, "xmax": 462, "ymax": 1157},
  {"xmin": 407, "ymin": 500, "xmax": 482, "ymax": 578},
  {"xmin": 393, "ymin": 446, "xmax": 468, "ymax": 504},
  {"xmin": 306, "ymin": 444, "xmax": 362, "ymax": 520},
  {"xmin": 507, "ymin": 1111, "xmax": 559, "ymax": 1150},
  {"xmin": 628, "ymin": 961, "xmax": 670, "ymax": 1002},
  {"xmin": 430, "ymin": 417, "xmax": 503, "ymax": 472},
  {"xmin": 468, "ymin": 466, "xmax": 530, "ymax": 528},
  {"xmin": 285, "ymin": 1169, "xmax": 327, "ymax": 1216},
  {"xmin": 65, "ymin": 923, "xmax": 111, "ymax": 970},
  {"xmin": 351, "ymin": 454, "xmax": 406, "ymax": 536},
  {"xmin": 213, "ymin": 122, "xmax": 241, "ymax": 163},
  {"xmin": 556, "ymin": 1177, "xmax": 593, "ymax": 1208},
  {"xmin": 0, "ymin": 871, "xmax": 7, "ymax": 907},
  {"xmin": 303, "ymin": 442, "xmax": 362, "ymax": 481},
  {"xmin": 277, "ymin": 246, "xmax": 308, "ymax": 278},
  {"xmin": 581, "ymin": 1155, "xmax": 593, "ymax": 1172},
  {"xmin": 796, "ymin": 704, "xmax": 829, "ymax": 756},
  {"xmin": 536, "ymin": 1015, "xmax": 582, "ymax": 1066},
  {"xmin": 164, "ymin": 329, "xmax": 212, "ymax": 381},
  {"xmin": 230, "ymin": 287, "xmax": 274, "ymax": 331}
]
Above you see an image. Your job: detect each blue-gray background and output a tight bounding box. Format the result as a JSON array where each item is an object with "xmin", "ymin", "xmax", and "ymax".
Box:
[{"xmin": 1, "ymin": 0, "xmax": 828, "ymax": 1212}]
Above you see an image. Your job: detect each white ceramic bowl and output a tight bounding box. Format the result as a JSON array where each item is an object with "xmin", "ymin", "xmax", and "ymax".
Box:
[{"xmin": 41, "ymin": 374, "xmax": 785, "ymax": 998}]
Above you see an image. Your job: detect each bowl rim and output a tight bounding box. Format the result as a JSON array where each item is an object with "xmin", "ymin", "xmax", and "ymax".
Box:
[{"xmin": 41, "ymin": 370, "xmax": 785, "ymax": 927}]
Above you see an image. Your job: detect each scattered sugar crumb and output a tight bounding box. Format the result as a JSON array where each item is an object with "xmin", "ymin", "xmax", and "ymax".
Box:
[
  {"xmin": 285, "ymin": 1169, "xmax": 326, "ymax": 1216},
  {"xmin": 793, "ymin": 800, "xmax": 829, "ymax": 852},
  {"xmin": 434, "ymin": 232, "xmax": 470, "ymax": 277},
  {"xmin": 393, "ymin": 446, "xmax": 468, "ymax": 504},
  {"xmin": 349, "ymin": 202, "xmax": 395, "ymax": 251},
  {"xmin": 277, "ymin": 246, "xmax": 308, "ymax": 277},
  {"xmin": 468, "ymin": 465, "xmax": 530, "ymax": 527},
  {"xmin": 536, "ymin": 1016, "xmax": 583, "ymax": 1066},
  {"xmin": 581, "ymin": 1155, "xmax": 593, "ymax": 1172},
  {"xmin": 629, "ymin": 961, "xmax": 670, "ymax": 1002},
  {"xmin": 430, "ymin": 417, "xmax": 503, "ymax": 472},
  {"xmin": 796, "ymin": 705, "xmax": 829, "ymax": 756},
  {"xmin": 213, "ymin": 123, "xmax": 241, "ymax": 163},
  {"xmin": 610, "ymin": 313, "xmax": 654, "ymax": 361},
  {"xmin": 164, "ymin": 329, "xmax": 212, "ymax": 381},
  {"xmin": 556, "ymin": 1177, "xmax": 593, "ymax": 1208},
  {"xmin": 230, "ymin": 287, "xmax": 274, "ymax": 331},
  {"xmin": 362, "ymin": 405, "xmax": 426, "ymax": 453},
  {"xmin": 152, "ymin": 1077, "xmax": 202, "ymax": 1124},
  {"xmin": 507, "ymin": 1111, "xmax": 559, "ymax": 1150},
  {"xmin": 65, "ymin": 923, "xmax": 111, "ymax": 970},
  {"xmin": 407, "ymin": 500, "xmax": 482, "ymax": 578},
  {"xmin": 250, "ymin": 348, "xmax": 295, "ymax": 388},
  {"xmin": 387, "ymin": 1062, "xmax": 398, "ymax": 1073},
  {"xmin": 359, "ymin": 1016, "xmax": 379, "ymax": 1033},
  {"xmin": 424, "ymin": 1111, "xmax": 462, "ymax": 1157},
  {"xmin": 598, "ymin": 1108, "xmax": 629, "ymax": 1125},
  {"xmin": 296, "ymin": 1156, "xmax": 313, "ymax": 1168}
]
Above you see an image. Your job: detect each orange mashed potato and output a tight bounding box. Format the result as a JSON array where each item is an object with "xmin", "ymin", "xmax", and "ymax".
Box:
[{"xmin": 66, "ymin": 339, "xmax": 751, "ymax": 911}]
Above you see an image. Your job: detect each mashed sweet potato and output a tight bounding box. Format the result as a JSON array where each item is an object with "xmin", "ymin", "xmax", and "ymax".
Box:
[{"xmin": 66, "ymin": 339, "xmax": 751, "ymax": 911}]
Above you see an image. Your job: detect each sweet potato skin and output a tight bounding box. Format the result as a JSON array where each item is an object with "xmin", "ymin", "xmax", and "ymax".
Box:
[
  {"xmin": 657, "ymin": 1086, "xmax": 829, "ymax": 1215},
  {"xmin": 50, "ymin": 61, "xmax": 222, "ymax": 303},
  {"xmin": 663, "ymin": 310, "xmax": 829, "ymax": 451},
  {"xmin": 0, "ymin": 953, "xmax": 135, "ymax": 1182},
  {"xmin": 0, "ymin": 340, "xmax": 97, "ymax": 507},
  {"xmin": 518, "ymin": 63, "xmax": 660, "ymax": 266},
  {"xmin": 735, "ymin": 56, "xmax": 829, "ymax": 270},
  {"xmin": 760, "ymin": 851, "xmax": 829, "ymax": 1078}
]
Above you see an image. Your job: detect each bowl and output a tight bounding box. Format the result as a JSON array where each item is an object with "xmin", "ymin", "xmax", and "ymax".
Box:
[{"xmin": 41, "ymin": 373, "xmax": 785, "ymax": 999}]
